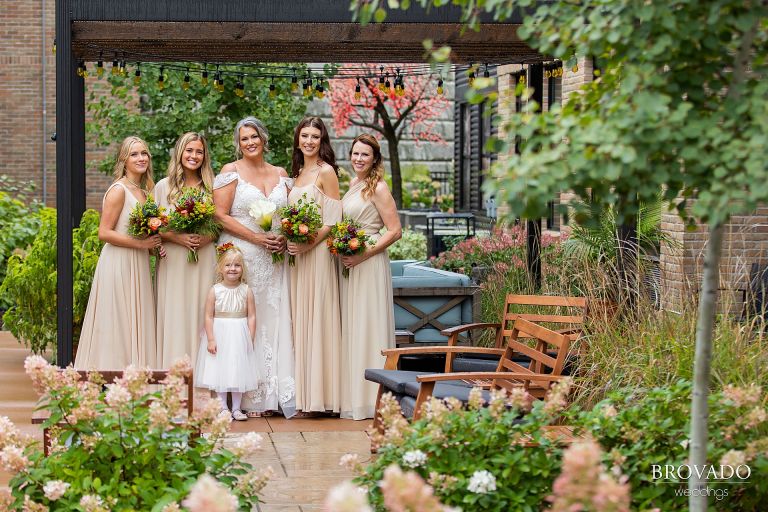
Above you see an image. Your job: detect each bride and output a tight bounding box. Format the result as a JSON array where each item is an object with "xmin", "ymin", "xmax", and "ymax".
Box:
[{"xmin": 212, "ymin": 117, "xmax": 296, "ymax": 419}]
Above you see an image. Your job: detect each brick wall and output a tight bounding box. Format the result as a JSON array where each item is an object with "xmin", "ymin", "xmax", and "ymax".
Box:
[
  {"xmin": 660, "ymin": 207, "xmax": 768, "ymax": 313},
  {"xmin": 1, "ymin": 0, "xmax": 113, "ymax": 211}
]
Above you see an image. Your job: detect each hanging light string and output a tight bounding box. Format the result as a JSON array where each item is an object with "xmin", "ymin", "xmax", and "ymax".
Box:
[{"xmin": 72, "ymin": 42, "xmax": 568, "ymax": 98}]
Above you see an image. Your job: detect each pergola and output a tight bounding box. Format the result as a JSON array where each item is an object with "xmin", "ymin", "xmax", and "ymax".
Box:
[{"xmin": 55, "ymin": 0, "xmax": 546, "ymax": 366}]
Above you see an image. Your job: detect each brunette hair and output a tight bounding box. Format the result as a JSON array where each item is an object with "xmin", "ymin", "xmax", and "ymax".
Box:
[
  {"xmin": 112, "ymin": 136, "xmax": 155, "ymax": 191},
  {"xmin": 290, "ymin": 116, "xmax": 337, "ymax": 178},
  {"xmin": 349, "ymin": 133, "xmax": 384, "ymax": 200},
  {"xmin": 166, "ymin": 132, "xmax": 215, "ymax": 204}
]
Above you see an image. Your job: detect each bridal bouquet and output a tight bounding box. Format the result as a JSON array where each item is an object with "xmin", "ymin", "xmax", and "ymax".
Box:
[
  {"xmin": 327, "ymin": 217, "xmax": 375, "ymax": 278},
  {"xmin": 128, "ymin": 195, "xmax": 168, "ymax": 257},
  {"xmin": 248, "ymin": 198, "xmax": 283, "ymax": 263},
  {"xmin": 167, "ymin": 187, "xmax": 220, "ymax": 262},
  {"xmin": 277, "ymin": 193, "xmax": 323, "ymax": 266}
]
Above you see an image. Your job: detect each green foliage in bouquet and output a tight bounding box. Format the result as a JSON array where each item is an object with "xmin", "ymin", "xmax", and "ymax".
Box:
[
  {"xmin": 127, "ymin": 195, "xmax": 168, "ymax": 238},
  {"xmin": 1, "ymin": 357, "xmax": 271, "ymax": 511},
  {"xmin": 278, "ymin": 193, "xmax": 323, "ymax": 266},
  {"xmin": 167, "ymin": 188, "xmax": 220, "ymax": 262}
]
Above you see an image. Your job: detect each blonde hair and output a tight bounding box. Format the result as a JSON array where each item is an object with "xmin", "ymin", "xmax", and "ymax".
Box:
[
  {"xmin": 166, "ymin": 132, "xmax": 215, "ymax": 204},
  {"xmin": 349, "ymin": 133, "xmax": 384, "ymax": 199},
  {"xmin": 215, "ymin": 246, "xmax": 247, "ymax": 284},
  {"xmin": 113, "ymin": 136, "xmax": 155, "ymax": 191}
]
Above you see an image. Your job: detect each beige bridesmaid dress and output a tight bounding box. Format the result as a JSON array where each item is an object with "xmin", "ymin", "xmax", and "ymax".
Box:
[
  {"xmin": 75, "ymin": 182, "xmax": 157, "ymax": 369},
  {"xmin": 339, "ymin": 181, "xmax": 395, "ymax": 420},
  {"xmin": 289, "ymin": 177, "xmax": 343, "ymax": 413},
  {"xmin": 153, "ymin": 178, "xmax": 216, "ymax": 369}
]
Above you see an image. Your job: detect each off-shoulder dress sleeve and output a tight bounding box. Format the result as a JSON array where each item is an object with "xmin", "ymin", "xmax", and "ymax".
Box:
[
  {"xmin": 321, "ymin": 195, "xmax": 342, "ymax": 226},
  {"xmin": 213, "ymin": 172, "xmax": 239, "ymax": 190},
  {"xmin": 280, "ymin": 176, "xmax": 295, "ymax": 188}
]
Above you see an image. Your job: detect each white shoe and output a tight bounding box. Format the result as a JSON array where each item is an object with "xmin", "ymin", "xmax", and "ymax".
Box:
[
  {"xmin": 231, "ymin": 410, "xmax": 248, "ymax": 421},
  {"xmin": 218, "ymin": 409, "xmax": 231, "ymax": 419}
]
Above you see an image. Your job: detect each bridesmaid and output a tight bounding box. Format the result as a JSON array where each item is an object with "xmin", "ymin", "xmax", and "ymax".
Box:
[
  {"xmin": 339, "ymin": 134, "xmax": 401, "ymax": 420},
  {"xmin": 75, "ymin": 136, "xmax": 162, "ymax": 370},
  {"xmin": 286, "ymin": 117, "xmax": 343, "ymax": 415},
  {"xmin": 154, "ymin": 132, "xmax": 217, "ymax": 369}
]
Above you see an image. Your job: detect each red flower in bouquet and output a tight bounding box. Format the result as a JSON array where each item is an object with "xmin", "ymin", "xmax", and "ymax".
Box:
[
  {"xmin": 277, "ymin": 194, "xmax": 323, "ymax": 266},
  {"xmin": 167, "ymin": 187, "xmax": 221, "ymax": 263},
  {"xmin": 127, "ymin": 195, "xmax": 168, "ymax": 258},
  {"xmin": 327, "ymin": 216, "xmax": 375, "ymax": 277}
]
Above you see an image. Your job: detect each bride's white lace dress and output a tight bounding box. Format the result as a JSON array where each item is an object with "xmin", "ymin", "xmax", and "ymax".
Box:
[{"xmin": 214, "ymin": 171, "xmax": 296, "ymax": 418}]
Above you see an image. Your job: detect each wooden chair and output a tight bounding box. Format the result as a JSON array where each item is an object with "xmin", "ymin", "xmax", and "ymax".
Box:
[
  {"xmin": 32, "ymin": 369, "xmax": 194, "ymax": 456},
  {"xmin": 441, "ymin": 294, "xmax": 587, "ymax": 373},
  {"xmin": 367, "ymin": 317, "xmax": 572, "ymax": 434}
]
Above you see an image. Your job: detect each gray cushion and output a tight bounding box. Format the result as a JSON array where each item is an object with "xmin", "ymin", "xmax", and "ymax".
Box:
[
  {"xmin": 402, "ymin": 380, "xmax": 491, "ymax": 402},
  {"xmin": 364, "ymin": 369, "xmax": 421, "ymax": 394},
  {"xmin": 452, "ymin": 357, "xmax": 500, "ymax": 373},
  {"xmin": 399, "ymin": 395, "xmax": 417, "ymax": 418}
]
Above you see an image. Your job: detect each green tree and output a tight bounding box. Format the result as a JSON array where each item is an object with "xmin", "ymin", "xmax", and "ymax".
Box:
[
  {"xmin": 354, "ymin": 1, "xmax": 768, "ymax": 509},
  {"xmin": 88, "ymin": 64, "xmax": 310, "ymax": 176}
]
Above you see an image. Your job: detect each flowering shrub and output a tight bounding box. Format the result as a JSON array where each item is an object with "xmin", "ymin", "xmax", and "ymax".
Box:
[
  {"xmin": 0, "ymin": 356, "xmax": 269, "ymax": 511},
  {"xmin": 387, "ymin": 228, "xmax": 427, "ymax": 261},
  {"xmin": 351, "ymin": 383, "xmax": 571, "ymax": 511},
  {"xmin": 346, "ymin": 380, "xmax": 768, "ymax": 511},
  {"xmin": 431, "ymin": 225, "xmax": 562, "ymax": 277},
  {"xmin": 575, "ymin": 380, "xmax": 768, "ymax": 511}
]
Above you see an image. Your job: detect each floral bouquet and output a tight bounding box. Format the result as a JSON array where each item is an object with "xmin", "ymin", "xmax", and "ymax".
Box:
[
  {"xmin": 128, "ymin": 194, "xmax": 168, "ymax": 257},
  {"xmin": 277, "ymin": 193, "xmax": 323, "ymax": 266},
  {"xmin": 248, "ymin": 198, "xmax": 283, "ymax": 264},
  {"xmin": 167, "ymin": 187, "xmax": 220, "ymax": 263},
  {"xmin": 327, "ymin": 216, "xmax": 375, "ymax": 278}
]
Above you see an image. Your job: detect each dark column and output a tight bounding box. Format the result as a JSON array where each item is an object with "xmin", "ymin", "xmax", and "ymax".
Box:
[
  {"xmin": 526, "ymin": 63, "xmax": 544, "ymax": 291},
  {"xmin": 72, "ymin": 73, "xmax": 86, "ymax": 223},
  {"xmin": 56, "ymin": 0, "xmax": 75, "ymax": 367}
]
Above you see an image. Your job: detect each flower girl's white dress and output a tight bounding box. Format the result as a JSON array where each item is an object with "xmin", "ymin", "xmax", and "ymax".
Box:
[{"xmin": 195, "ymin": 283, "xmax": 259, "ymax": 392}]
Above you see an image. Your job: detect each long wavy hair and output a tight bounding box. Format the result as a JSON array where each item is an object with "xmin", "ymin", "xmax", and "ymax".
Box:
[
  {"xmin": 290, "ymin": 116, "xmax": 337, "ymax": 178},
  {"xmin": 349, "ymin": 133, "xmax": 384, "ymax": 200},
  {"xmin": 166, "ymin": 132, "xmax": 215, "ymax": 204},
  {"xmin": 112, "ymin": 136, "xmax": 154, "ymax": 192}
]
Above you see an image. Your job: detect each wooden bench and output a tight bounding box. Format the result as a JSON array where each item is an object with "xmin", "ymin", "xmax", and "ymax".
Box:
[{"xmin": 32, "ymin": 369, "xmax": 194, "ymax": 456}]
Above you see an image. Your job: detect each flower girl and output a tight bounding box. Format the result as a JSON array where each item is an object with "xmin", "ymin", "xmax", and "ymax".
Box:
[{"xmin": 195, "ymin": 243, "xmax": 259, "ymax": 421}]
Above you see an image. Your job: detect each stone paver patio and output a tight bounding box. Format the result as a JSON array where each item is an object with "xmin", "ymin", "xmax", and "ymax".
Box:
[{"xmin": 0, "ymin": 331, "xmax": 373, "ymax": 510}]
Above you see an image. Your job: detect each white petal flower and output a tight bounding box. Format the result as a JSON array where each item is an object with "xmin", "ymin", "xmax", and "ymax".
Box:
[
  {"xmin": 231, "ymin": 432, "xmax": 263, "ymax": 456},
  {"xmin": 182, "ymin": 474, "xmax": 239, "ymax": 512},
  {"xmin": 324, "ymin": 480, "xmax": 372, "ymax": 512},
  {"xmin": 467, "ymin": 470, "xmax": 497, "ymax": 494},
  {"xmin": 402, "ymin": 449, "xmax": 428, "ymax": 468},
  {"xmin": 43, "ymin": 480, "xmax": 70, "ymax": 501}
]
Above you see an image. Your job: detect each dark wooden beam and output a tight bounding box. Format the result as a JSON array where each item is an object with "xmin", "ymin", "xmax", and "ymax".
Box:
[
  {"xmin": 70, "ymin": 0, "xmax": 524, "ymax": 24},
  {"xmin": 72, "ymin": 22, "xmax": 540, "ymax": 63},
  {"xmin": 56, "ymin": 0, "xmax": 76, "ymax": 367}
]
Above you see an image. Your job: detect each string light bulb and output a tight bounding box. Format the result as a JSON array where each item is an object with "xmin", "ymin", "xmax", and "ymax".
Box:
[
  {"xmin": 111, "ymin": 58, "xmax": 119, "ymax": 76},
  {"xmin": 437, "ymin": 78, "xmax": 444, "ymax": 95},
  {"xmin": 182, "ymin": 69, "xmax": 191, "ymax": 91},
  {"xmin": 315, "ymin": 82, "xmax": 325, "ymax": 99},
  {"xmin": 214, "ymin": 66, "xmax": 224, "ymax": 92},
  {"xmin": 96, "ymin": 60, "xmax": 104, "ymax": 78},
  {"xmin": 118, "ymin": 60, "xmax": 127, "ymax": 77},
  {"xmin": 354, "ymin": 79, "xmax": 361, "ymax": 100},
  {"xmin": 483, "ymin": 63, "xmax": 490, "ymax": 79},
  {"xmin": 76, "ymin": 61, "xmax": 87, "ymax": 78},
  {"xmin": 157, "ymin": 66, "xmax": 165, "ymax": 90},
  {"xmin": 52, "ymin": 39, "xmax": 56, "ymax": 54},
  {"xmin": 385, "ymin": 76, "xmax": 392, "ymax": 94},
  {"xmin": 545, "ymin": 69, "xmax": 551, "ymax": 78},
  {"xmin": 269, "ymin": 78, "xmax": 277, "ymax": 98},
  {"xmin": 378, "ymin": 66, "xmax": 386, "ymax": 91},
  {"xmin": 133, "ymin": 65, "xmax": 142, "ymax": 86},
  {"xmin": 235, "ymin": 76, "xmax": 245, "ymax": 97},
  {"xmin": 518, "ymin": 74, "xmax": 526, "ymax": 85},
  {"xmin": 468, "ymin": 69, "xmax": 476, "ymax": 87},
  {"xmin": 304, "ymin": 77, "xmax": 313, "ymax": 97},
  {"xmin": 572, "ymin": 63, "xmax": 579, "ymax": 72},
  {"xmin": 291, "ymin": 73, "xmax": 299, "ymax": 94},
  {"xmin": 201, "ymin": 68, "xmax": 209, "ymax": 86}
]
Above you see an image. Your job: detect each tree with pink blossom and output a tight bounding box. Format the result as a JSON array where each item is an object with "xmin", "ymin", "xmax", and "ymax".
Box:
[{"xmin": 328, "ymin": 64, "xmax": 450, "ymax": 208}]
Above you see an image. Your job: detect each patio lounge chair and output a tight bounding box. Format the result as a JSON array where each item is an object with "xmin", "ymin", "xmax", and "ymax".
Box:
[{"xmin": 366, "ymin": 317, "xmax": 572, "ymax": 427}]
